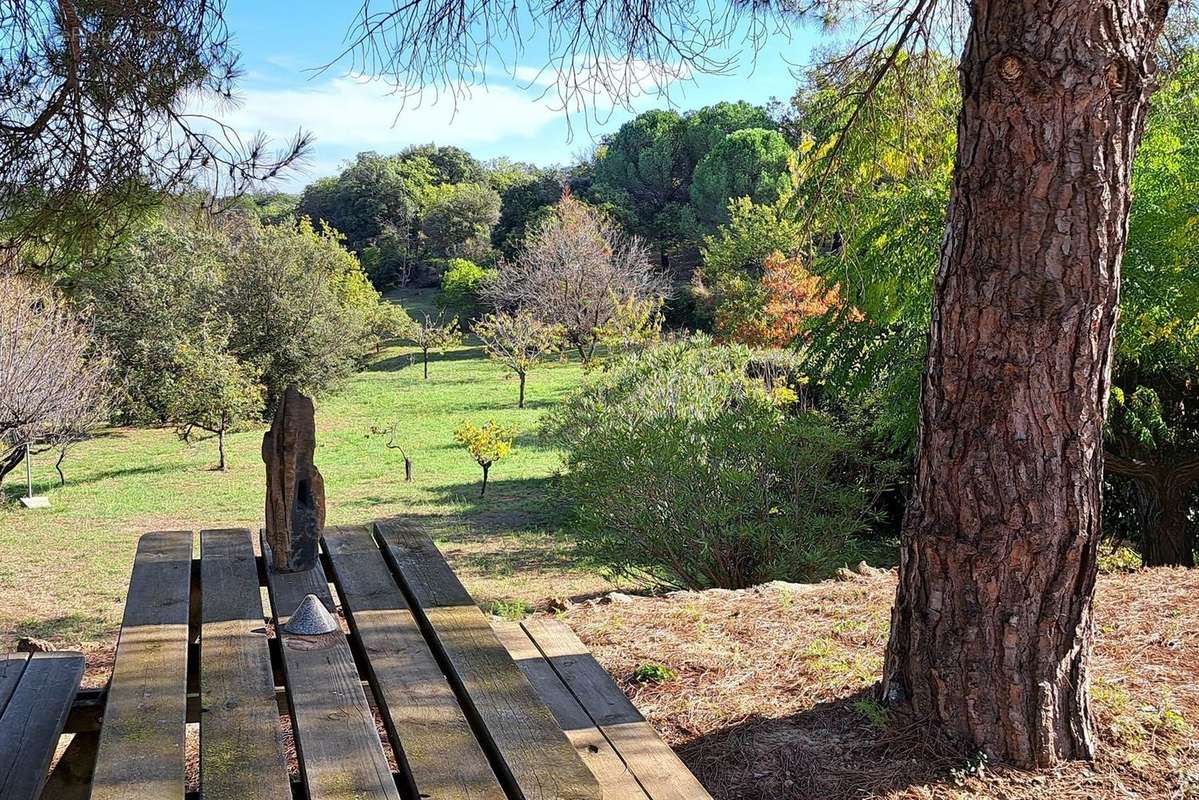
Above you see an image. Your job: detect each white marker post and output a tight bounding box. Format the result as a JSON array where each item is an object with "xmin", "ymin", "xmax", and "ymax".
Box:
[{"xmin": 19, "ymin": 443, "xmax": 50, "ymax": 509}]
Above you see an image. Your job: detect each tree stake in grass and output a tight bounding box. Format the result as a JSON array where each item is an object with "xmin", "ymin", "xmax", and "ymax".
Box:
[{"xmin": 454, "ymin": 420, "xmax": 515, "ymax": 496}]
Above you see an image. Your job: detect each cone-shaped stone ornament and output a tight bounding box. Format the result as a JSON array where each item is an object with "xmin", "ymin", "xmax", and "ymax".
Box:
[{"xmin": 283, "ymin": 594, "xmax": 338, "ymax": 635}]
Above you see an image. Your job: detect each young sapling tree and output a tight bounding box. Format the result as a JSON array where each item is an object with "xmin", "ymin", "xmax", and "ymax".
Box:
[
  {"xmin": 454, "ymin": 420, "xmax": 515, "ymax": 496},
  {"xmin": 406, "ymin": 315, "xmax": 464, "ymax": 379},
  {"xmin": 166, "ymin": 330, "xmax": 265, "ymax": 471},
  {"xmin": 473, "ymin": 311, "xmax": 564, "ymax": 408}
]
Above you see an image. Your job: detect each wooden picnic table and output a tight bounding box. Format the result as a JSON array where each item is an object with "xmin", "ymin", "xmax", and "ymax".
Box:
[{"xmin": 33, "ymin": 522, "xmax": 712, "ymax": 800}]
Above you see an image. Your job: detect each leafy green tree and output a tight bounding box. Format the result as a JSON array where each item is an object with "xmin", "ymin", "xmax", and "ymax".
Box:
[
  {"xmin": 473, "ymin": 312, "xmax": 564, "ymax": 407},
  {"xmin": 454, "ymin": 420, "xmax": 515, "ymax": 495},
  {"xmin": 419, "ymin": 182, "xmax": 501, "ymax": 261},
  {"xmin": 690, "ymin": 129, "xmax": 793, "ymax": 227},
  {"xmin": 166, "ymin": 328, "xmax": 264, "ymax": 472},
  {"xmin": 682, "ymin": 101, "xmax": 775, "ymax": 165},
  {"xmin": 699, "ymin": 197, "xmax": 806, "ymax": 333},
  {"xmin": 400, "ymin": 144, "xmax": 485, "ymax": 184},
  {"xmin": 1103, "ymin": 53, "xmax": 1199, "ymax": 566},
  {"xmin": 298, "ymin": 151, "xmax": 434, "ymax": 257},
  {"xmin": 96, "ymin": 214, "xmax": 385, "ymax": 418},
  {"xmin": 405, "ymin": 315, "xmax": 464, "ymax": 379},
  {"xmin": 438, "ymin": 259, "xmax": 495, "ymax": 322},
  {"xmin": 221, "ymin": 217, "xmax": 383, "ymax": 407},
  {"xmin": 487, "ymin": 163, "xmax": 563, "ymax": 258}
]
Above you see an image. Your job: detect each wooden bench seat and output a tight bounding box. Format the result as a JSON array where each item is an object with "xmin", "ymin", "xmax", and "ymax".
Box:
[
  {"xmin": 493, "ymin": 620, "xmax": 713, "ymax": 800},
  {"xmin": 0, "ymin": 650, "xmax": 85, "ymax": 800}
]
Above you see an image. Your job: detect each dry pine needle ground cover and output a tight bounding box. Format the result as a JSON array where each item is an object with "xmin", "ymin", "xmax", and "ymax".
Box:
[{"xmin": 561, "ymin": 567, "xmax": 1199, "ymax": 800}]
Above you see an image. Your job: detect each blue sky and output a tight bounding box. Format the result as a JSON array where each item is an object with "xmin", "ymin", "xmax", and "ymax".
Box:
[{"xmin": 219, "ymin": 2, "xmax": 828, "ymax": 192}]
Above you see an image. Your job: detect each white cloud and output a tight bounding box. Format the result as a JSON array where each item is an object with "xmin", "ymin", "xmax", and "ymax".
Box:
[{"xmin": 219, "ymin": 75, "xmax": 563, "ymax": 152}]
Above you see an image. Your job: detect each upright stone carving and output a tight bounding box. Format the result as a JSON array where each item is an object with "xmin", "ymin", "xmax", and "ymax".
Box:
[{"xmin": 262, "ymin": 385, "xmax": 326, "ymax": 572}]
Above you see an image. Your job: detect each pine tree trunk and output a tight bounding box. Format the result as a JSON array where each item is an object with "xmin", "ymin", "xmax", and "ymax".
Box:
[{"xmin": 882, "ymin": 0, "xmax": 1168, "ymax": 768}]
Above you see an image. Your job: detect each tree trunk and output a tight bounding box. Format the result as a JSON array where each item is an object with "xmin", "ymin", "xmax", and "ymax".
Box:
[
  {"xmin": 1138, "ymin": 478, "xmax": 1195, "ymax": 567},
  {"xmin": 1107, "ymin": 453, "xmax": 1199, "ymax": 567},
  {"xmin": 404, "ymin": 456, "xmax": 413, "ymax": 482},
  {"xmin": 217, "ymin": 429, "xmax": 227, "ymax": 472},
  {"xmin": 481, "ymin": 463, "xmax": 490, "ymax": 497},
  {"xmin": 423, "ymin": 348, "xmax": 430, "ymax": 379},
  {"xmin": 882, "ymin": 1, "xmax": 1168, "ymax": 768},
  {"xmin": 518, "ymin": 372, "xmax": 527, "ymax": 409},
  {"xmin": 0, "ymin": 447, "xmax": 24, "ymax": 485}
]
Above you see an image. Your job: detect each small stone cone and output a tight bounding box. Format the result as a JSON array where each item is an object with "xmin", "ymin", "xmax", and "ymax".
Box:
[{"xmin": 283, "ymin": 594, "xmax": 339, "ymax": 635}]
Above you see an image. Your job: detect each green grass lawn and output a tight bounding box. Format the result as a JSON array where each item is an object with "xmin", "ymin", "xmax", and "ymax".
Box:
[{"xmin": 0, "ymin": 287, "xmax": 615, "ymax": 652}]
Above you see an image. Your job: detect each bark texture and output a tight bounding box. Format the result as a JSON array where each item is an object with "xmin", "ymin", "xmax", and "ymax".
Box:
[
  {"xmin": 1106, "ymin": 451, "xmax": 1199, "ymax": 567},
  {"xmin": 882, "ymin": 0, "xmax": 1169, "ymax": 768}
]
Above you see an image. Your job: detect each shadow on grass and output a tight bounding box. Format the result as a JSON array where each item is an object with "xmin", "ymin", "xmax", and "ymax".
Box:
[
  {"xmin": 676, "ymin": 688, "xmax": 960, "ymax": 800},
  {"xmin": 431, "ymin": 475, "xmax": 567, "ymax": 534},
  {"xmin": 369, "ymin": 346, "xmax": 488, "ymax": 373},
  {"xmin": 7, "ymin": 612, "xmax": 113, "ymax": 646}
]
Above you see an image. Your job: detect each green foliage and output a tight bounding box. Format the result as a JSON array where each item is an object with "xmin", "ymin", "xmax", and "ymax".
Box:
[
  {"xmin": 689, "ymin": 128, "xmax": 793, "ymax": 227},
  {"xmin": 474, "ymin": 311, "xmax": 563, "ymax": 406},
  {"xmin": 632, "ymin": 663, "xmax": 678, "ymax": 684},
  {"xmin": 94, "ymin": 214, "xmax": 385, "ymax": 419},
  {"xmin": 488, "ymin": 599, "xmax": 533, "ymax": 620},
  {"xmin": 682, "ymin": 101, "xmax": 775, "ymax": 165},
  {"xmin": 400, "ymin": 144, "xmax": 485, "ymax": 185},
  {"xmin": 590, "ymin": 103, "xmax": 776, "ymax": 257},
  {"xmin": 419, "ymin": 182, "xmax": 501, "ymax": 261},
  {"xmin": 699, "ymin": 197, "xmax": 806, "ymax": 330},
  {"xmin": 545, "ymin": 338, "xmax": 882, "ymax": 589},
  {"xmin": 298, "ymin": 151, "xmax": 431, "ymax": 255},
  {"xmin": 488, "ymin": 164, "xmax": 563, "ymax": 258},
  {"xmin": 852, "ymin": 696, "xmax": 890, "ymax": 731},
  {"xmin": 165, "ymin": 327, "xmax": 264, "ymax": 470},
  {"xmin": 790, "ymin": 53, "xmax": 960, "ymax": 450},
  {"xmin": 438, "ymin": 258, "xmax": 495, "ymax": 321},
  {"xmin": 454, "ymin": 419, "xmax": 516, "ymax": 494}
]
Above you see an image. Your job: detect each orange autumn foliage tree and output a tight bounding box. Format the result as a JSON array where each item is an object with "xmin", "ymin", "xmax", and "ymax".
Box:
[{"xmin": 718, "ymin": 252, "xmax": 855, "ymax": 348}]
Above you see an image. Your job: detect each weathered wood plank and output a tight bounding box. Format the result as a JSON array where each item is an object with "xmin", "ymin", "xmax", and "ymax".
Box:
[
  {"xmin": 492, "ymin": 623, "xmax": 650, "ymax": 800},
  {"xmin": 200, "ymin": 528, "xmax": 291, "ymax": 800},
  {"xmin": 91, "ymin": 530, "xmax": 193, "ymax": 800},
  {"xmin": 521, "ymin": 620, "xmax": 712, "ymax": 800},
  {"xmin": 375, "ymin": 520, "xmax": 602, "ymax": 800},
  {"xmin": 0, "ymin": 651, "xmax": 85, "ymax": 800},
  {"xmin": 262, "ymin": 533, "xmax": 400, "ymax": 800},
  {"xmin": 323, "ymin": 526, "xmax": 506, "ymax": 800},
  {"xmin": 0, "ymin": 654, "xmax": 29, "ymax": 719}
]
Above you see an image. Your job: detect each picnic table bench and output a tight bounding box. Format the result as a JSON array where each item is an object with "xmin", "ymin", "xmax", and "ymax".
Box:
[{"xmin": 29, "ymin": 522, "xmax": 712, "ymax": 800}]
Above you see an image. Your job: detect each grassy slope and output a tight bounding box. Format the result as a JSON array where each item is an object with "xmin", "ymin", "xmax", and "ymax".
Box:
[{"xmin": 0, "ymin": 287, "xmax": 613, "ymax": 651}]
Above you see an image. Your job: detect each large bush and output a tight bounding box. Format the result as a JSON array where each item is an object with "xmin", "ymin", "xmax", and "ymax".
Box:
[
  {"xmin": 96, "ymin": 213, "xmax": 383, "ymax": 420},
  {"xmin": 545, "ymin": 338, "xmax": 881, "ymax": 589}
]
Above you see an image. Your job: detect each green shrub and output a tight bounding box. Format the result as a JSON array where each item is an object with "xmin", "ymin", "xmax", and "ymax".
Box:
[
  {"xmin": 439, "ymin": 258, "xmax": 494, "ymax": 322},
  {"xmin": 545, "ymin": 337, "xmax": 881, "ymax": 589},
  {"xmin": 632, "ymin": 663, "xmax": 678, "ymax": 684}
]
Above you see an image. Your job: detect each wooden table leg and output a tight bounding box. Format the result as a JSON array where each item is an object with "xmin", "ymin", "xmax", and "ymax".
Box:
[{"xmin": 41, "ymin": 731, "xmax": 98, "ymax": 800}]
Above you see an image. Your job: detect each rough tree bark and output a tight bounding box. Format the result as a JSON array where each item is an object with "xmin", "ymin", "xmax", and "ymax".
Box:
[
  {"xmin": 1105, "ymin": 451, "xmax": 1198, "ymax": 567},
  {"xmin": 882, "ymin": 0, "xmax": 1170, "ymax": 768}
]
